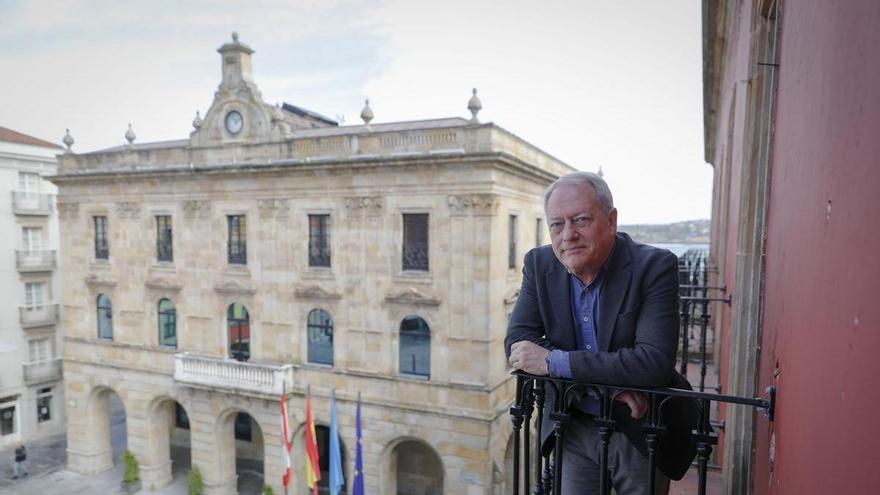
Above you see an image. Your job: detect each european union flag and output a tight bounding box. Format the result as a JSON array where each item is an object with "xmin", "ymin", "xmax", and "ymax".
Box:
[{"xmin": 353, "ymin": 392, "xmax": 364, "ymax": 495}]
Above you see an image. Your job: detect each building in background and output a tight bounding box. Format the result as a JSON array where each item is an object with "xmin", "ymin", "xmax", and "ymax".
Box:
[
  {"xmin": 0, "ymin": 127, "xmax": 66, "ymax": 449},
  {"xmin": 52, "ymin": 34, "xmax": 573, "ymax": 494},
  {"xmin": 703, "ymin": 0, "xmax": 879, "ymax": 493}
]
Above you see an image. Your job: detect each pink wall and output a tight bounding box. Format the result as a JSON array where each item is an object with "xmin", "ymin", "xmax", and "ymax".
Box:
[{"xmin": 755, "ymin": 0, "xmax": 880, "ymax": 492}]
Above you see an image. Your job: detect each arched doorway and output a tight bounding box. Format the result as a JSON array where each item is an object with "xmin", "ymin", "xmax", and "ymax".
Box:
[
  {"xmin": 83, "ymin": 386, "xmax": 127, "ymax": 473},
  {"xmin": 143, "ymin": 398, "xmax": 191, "ymax": 489},
  {"xmin": 387, "ymin": 438, "xmax": 443, "ymax": 495},
  {"xmin": 216, "ymin": 410, "xmax": 264, "ymax": 494},
  {"xmin": 315, "ymin": 424, "xmax": 347, "ymax": 495}
]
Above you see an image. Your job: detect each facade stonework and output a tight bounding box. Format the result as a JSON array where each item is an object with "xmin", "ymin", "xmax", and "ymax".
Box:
[{"xmin": 53, "ymin": 35, "xmax": 573, "ymax": 494}]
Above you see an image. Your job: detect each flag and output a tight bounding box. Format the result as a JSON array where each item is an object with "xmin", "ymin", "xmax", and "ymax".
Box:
[
  {"xmin": 280, "ymin": 392, "xmax": 292, "ymax": 489},
  {"xmin": 328, "ymin": 391, "xmax": 344, "ymax": 495},
  {"xmin": 304, "ymin": 389, "xmax": 322, "ymax": 495},
  {"xmin": 352, "ymin": 392, "xmax": 364, "ymax": 495}
]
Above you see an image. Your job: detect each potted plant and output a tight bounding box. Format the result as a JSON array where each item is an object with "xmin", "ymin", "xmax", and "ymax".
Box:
[
  {"xmin": 121, "ymin": 450, "xmax": 141, "ymax": 494},
  {"xmin": 262, "ymin": 486, "xmax": 275, "ymax": 495},
  {"xmin": 188, "ymin": 465, "xmax": 204, "ymax": 495}
]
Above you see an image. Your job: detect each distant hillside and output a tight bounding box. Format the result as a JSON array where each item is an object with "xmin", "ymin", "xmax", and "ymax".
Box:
[{"xmin": 618, "ymin": 219, "xmax": 710, "ymax": 244}]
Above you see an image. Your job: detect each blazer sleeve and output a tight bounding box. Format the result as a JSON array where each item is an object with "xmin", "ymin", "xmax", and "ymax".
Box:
[
  {"xmin": 568, "ymin": 251, "xmax": 680, "ymax": 387},
  {"xmin": 504, "ymin": 249, "xmax": 555, "ymax": 358}
]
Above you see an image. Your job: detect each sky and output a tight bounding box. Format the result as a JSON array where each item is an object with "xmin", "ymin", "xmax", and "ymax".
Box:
[{"xmin": 0, "ymin": 0, "xmax": 712, "ymax": 224}]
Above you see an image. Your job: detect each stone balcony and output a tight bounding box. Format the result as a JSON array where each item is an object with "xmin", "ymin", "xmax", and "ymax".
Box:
[
  {"xmin": 11, "ymin": 191, "xmax": 54, "ymax": 215},
  {"xmin": 173, "ymin": 353, "xmax": 294, "ymax": 398},
  {"xmin": 23, "ymin": 358, "xmax": 63, "ymax": 385},
  {"xmin": 19, "ymin": 303, "xmax": 58, "ymax": 328},
  {"xmin": 16, "ymin": 249, "xmax": 57, "ymax": 272}
]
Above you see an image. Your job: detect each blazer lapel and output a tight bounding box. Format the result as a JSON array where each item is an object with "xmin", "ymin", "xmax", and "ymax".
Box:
[
  {"xmin": 598, "ymin": 238, "xmax": 632, "ymax": 351},
  {"xmin": 545, "ymin": 262, "xmax": 577, "ymax": 351}
]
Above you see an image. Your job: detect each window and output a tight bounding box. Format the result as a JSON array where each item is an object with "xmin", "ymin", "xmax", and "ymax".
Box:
[
  {"xmin": 97, "ymin": 294, "xmax": 113, "ymax": 339},
  {"xmin": 156, "ymin": 215, "xmax": 173, "ymax": 262},
  {"xmin": 36, "ymin": 388, "xmax": 51, "ymax": 423},
  {"xmin": 158, "ymin": 298, "xmax": 177, "ymax": 347},
  {"xmin": 25, "ymin": 282, "xmax": 45, "ymax": 310},
  {"xmin": 399, "ymin": 315, "xmax": 431, "ymax": 378},
  {"xmin": 402, "ymin": 213, "xmax": 429, "ymax": 271},
  {"xmin": 28, "ymin": 338, "xmax": 50, "ymax": 363},
  {"xmin": 307, "ymin": 309, "xmax": 334, "ymax": 365},
  {"xmin": 22, "ymin": 227, "xmax": 43, "ymax": 253},
  {"xmin": 0, "ymin": 397, "xmax": 17, "ymax": 437},
  {"xmin": 227, "ymin": 303, "xmax": 250, "ymax": 361},
  {"xmin": 94, "ymin": 216, "xmax": 109, "ymax": 260},
  {"xmin": 18, "ymin": 172, "xmax": 40, "ymax": 195},
  {"xmin": 227, "ymin": 215, "xmax": 247, "ymax": 265},
  {"xmin": 509, "ymin": 215, "xmax": 518, "ymax": 269},
  {"xmin": 536, "ymin": 218, "xmax": 543, "ymax": 247},
  {"xmin": 308, "ymin": 214, "xmax": 331, "ymax": 268}
]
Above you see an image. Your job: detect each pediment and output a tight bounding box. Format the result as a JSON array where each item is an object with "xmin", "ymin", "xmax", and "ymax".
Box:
[
  {"xmin": 385, "ymin": 287, "xmax": 441, "ymax": 306},
  {"xmin": 145, "ymin": 276, "xmax": 183, "ymax": 292},
  {"xmin": 84, "ymin": 273, "xmax": 117, "ymax": 288},
  {"xmin": 294, "ymin": 285, "xmax": 342, "ymax": 300},
  {"xmin": 213, "ymin": 279, "xmax": 257, "ymax": 295}
]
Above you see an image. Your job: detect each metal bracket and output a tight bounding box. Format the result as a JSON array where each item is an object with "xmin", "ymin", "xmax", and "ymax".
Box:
[{"xmin": 764, "ymin": 385, "xmax": 776, "ymax": 421}]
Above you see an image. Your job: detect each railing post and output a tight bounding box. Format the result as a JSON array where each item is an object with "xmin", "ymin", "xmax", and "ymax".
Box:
[
  {"xmin": 510, "ymin": 374, "xmax": 526, "ymax": 495},
  {"xmin": 522, "ymin": 380, "xmax": 534, "ymax": 495},
  {"xmin": 596, "ymin": 387, "xmax": 615, "ymax": 495},
  {"xmin": 533, "ymin": 382, "xmax": 546, "ymax": 495}
]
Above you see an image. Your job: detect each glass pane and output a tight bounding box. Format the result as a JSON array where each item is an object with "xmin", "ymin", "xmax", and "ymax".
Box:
[
  {"xmin": 0, "ymin": 405, "xmax": 15, "ymax": 435},
  {"xmin": 400, "ymin": 316, "xmax": 431, "ymax": 377},
  {"xmin": 37, "ymin": 395, "xmax": 51, "ymax": 423},
  {"xmin": 307, "ymin": 309, "xmax": 334, "ymax": 365},
  {"xmin": 402, "ymin": 214, "xmax": 429, "ymax": 271},
  {"xmin": 227, "ymin": 304, "xmax": 250, "ymax": 361}
]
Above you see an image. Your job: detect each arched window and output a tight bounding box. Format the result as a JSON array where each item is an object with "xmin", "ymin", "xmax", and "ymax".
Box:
[
  {"xmin": 227, "ymin": 303, "xmax": 250, "ymax": 361},
  {"xmin": 399, "ymin": 315, "xmax": 430, "ymax": 378},
  {"xmin": 97, "ymin": 294, "xmax": 113, "ymax": 339},
  {"xmin": 307, "ymin": 309, "xmax": 334, "ymax": 365},
  {"xmin": 158, "ymin": 298, "xmax": 176, "ymax": 347}
]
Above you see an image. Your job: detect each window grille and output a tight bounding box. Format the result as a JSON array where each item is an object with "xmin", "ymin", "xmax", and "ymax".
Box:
[{"xmin": 402, "ymin": 213, "xmax": 429, "ymax": 271}]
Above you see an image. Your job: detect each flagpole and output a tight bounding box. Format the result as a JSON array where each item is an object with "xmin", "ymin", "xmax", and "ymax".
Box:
[{"xmin": 283, "ymin": 381, "xmax": 288, "ymax": 495}]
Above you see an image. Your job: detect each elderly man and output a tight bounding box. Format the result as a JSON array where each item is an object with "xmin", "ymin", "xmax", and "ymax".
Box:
[{"xmin": 505, "ymin": 171, "xmax": 687, "ymax": 494}]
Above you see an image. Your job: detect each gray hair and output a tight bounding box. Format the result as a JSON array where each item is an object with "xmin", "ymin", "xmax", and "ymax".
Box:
[{"xmin": 543, "ymin": 171, "xmax": 614, "ymax": 214}]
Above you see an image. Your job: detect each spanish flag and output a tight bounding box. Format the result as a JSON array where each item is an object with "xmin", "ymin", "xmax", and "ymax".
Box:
[{"xmin": 304, "ymin": 389, "xmax": 322, "ymax": 495}]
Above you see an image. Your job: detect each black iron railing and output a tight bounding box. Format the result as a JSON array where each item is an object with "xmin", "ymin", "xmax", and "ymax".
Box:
[{"xmin": 509, "ymin": 372, "xmax": 774, "ymax": 495}]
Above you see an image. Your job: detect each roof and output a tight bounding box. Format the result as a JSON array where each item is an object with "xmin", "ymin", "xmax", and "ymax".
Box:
[
  {"xmin": 84, "ymin": 117, "xmax": 473, "ymax": 154},
  {"xmin": 282, "ymin": 103, "xmax": 338, "ymax": 126},
  {"xmin": 0, "ymin": 127, "xmax": 62, "ymax": 149}
]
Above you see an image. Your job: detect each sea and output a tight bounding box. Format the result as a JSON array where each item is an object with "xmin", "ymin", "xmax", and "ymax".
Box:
[{"xmin": 648, "ymin": 243, "xmax": 709, "ymax": 258}]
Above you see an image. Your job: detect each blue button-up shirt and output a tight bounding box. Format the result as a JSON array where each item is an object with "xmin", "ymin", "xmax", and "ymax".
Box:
[{"xmin": 547, "ymin": 268, "xmax": 606, "ymax": 415}]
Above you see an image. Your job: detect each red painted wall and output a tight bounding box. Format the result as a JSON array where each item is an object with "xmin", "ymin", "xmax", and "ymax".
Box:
[{"xmin": 754, "ymin": 1, "xmax": 880, "ymax": 493}]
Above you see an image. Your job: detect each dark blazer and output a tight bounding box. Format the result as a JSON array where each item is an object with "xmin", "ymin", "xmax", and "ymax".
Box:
[{"xmin": 505, "ymin": 232, "xmax": 698, "ymax": 480}]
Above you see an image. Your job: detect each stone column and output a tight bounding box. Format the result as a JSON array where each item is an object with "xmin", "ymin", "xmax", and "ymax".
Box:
[{"xmin": 65, "ymin": 383, "xmax": 113, "ymax": 475}]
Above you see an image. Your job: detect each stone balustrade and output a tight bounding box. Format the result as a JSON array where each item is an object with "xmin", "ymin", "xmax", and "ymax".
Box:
[{"xmin": 173, "ymin": 353, "xmax": 294, "ymax": 397}]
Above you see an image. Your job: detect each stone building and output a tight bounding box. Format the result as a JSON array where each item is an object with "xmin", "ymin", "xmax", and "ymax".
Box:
[
  {"xmin": 0, "ymin": 127, "xmax": 66, "ymax": 449},
  {"xmin": 53, "ymin": 34, "xmax": 572, "ymax": 494}
]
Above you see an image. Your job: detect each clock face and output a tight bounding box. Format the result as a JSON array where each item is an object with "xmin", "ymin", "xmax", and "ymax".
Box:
[{"xmin": 225, "ymin": 110, "xmax": 243, "ymax": 135}]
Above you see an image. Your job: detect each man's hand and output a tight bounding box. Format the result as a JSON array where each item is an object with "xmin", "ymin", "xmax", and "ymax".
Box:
[
  {"xmin": 509, "ymin": 341, "xmax": 550, "ymax": 376},
  {"xmin": 614, "ymin": 390, "xmax": 648, "ymax": 419}
]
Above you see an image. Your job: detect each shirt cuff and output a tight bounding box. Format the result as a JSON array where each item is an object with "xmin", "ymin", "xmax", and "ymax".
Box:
[{"xmin": 547, "ymin": 349, "xmax": 573, "ymax": 379}]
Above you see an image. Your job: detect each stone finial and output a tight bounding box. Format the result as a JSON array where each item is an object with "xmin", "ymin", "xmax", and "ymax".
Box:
[
  {"xmin": 62, "ymin": 129, "xmax": 74, "ymax": 150},
  {"xmin": 272, "ymin": 103, "xmax": 284, "ymax": 122},
  {"xmin": 192, "ymin": 111, "xmax": 202, "ymax": 129},
  {"xmin": 467, "ymin": 88, "xmax": 482, "ymax": 123},
  {"xmin": 360, "ymin": 98, "xmax": 374, "ymax": 127},
  {"xmin": 125, "ymin": 123, "xmax": 136, "ymax": 145},
  {"xmin": 597, "ymin": 165, "xmax": 604, "ymax": 178},
  {"xmin": 232, "ymin": 31, "xmax": 239, "ymax": 43}
]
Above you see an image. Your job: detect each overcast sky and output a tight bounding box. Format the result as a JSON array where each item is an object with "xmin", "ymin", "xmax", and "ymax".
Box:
[{"xmin": 0, "ymin": 0, "xmax": 711, "ymax": 224}]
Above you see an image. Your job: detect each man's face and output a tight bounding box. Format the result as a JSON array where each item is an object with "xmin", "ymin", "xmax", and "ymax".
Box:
[{"xmin": 546, "ymin": 183, "xmax": 617, "ymax": 281}]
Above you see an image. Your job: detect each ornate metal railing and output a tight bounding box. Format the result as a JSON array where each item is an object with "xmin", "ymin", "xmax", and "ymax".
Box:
[
  {"xmin": 15, "ymin": 249, "xmax": 57, "ymax": 272},
  {"xmin": 508, "ymin": 372, "xmax": 774, "ymax": 495},
  {"xmin": 11, "ymin": 191, "xmax": 54, "ymax": 215}
]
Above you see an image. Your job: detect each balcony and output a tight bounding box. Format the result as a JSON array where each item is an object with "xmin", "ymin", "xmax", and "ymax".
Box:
[
  {"xmin": 19, "ymin": 304, "xmax": 58, "ymax": 328},
  {"xmin": 15, "ymin": 249, "xmax": 57, "ymax": 272},
  {"xmin": 174, "ymin": 353, "xmax": 293, "ymax": 398},
  {"xmin": 23, "ymin": 359, "xmax": 62, "ymax": 385},
  {"xmin": 11, "ymin": 191, "xmax": 54, "ymax": 215}
]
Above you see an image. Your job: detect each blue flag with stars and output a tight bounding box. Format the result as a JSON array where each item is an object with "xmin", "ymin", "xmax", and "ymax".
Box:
[{"xmin": 353, "ymin": 392, "xmax": 364, "ymax": 495}]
